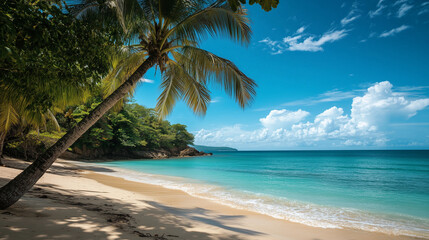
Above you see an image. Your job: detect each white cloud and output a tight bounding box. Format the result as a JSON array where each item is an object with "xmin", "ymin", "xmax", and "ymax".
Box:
[
  {"xmin": 195, "ymin": 82, "xmax": 429, "ymax": 149},
  {"xmin": 296, "ymin": 26, "xmax": 306, "ymax": 34},
  {"xmin": 258, "ymin": 38, "xmax": 284, "ymax": 55},
  {"xmin": 287, "ymin": 30, "xmax": 348, "ymax": 52},
  {"xmin": 419, "ymin": 2, "xmax": 429, "ymax": 15},
  {"xmin": 394, "ymin": 0, "xmax": 407, "ymax": 6},
  {"xmin": 282, "ymin": 89, "xmax": 359, "ymax": 106},
  {"xmin": 141, "ymin": 78, "xmax": 154, "ymax": 83},
  {"xmin": 397, "ymin": 3, "xmax": 413, "ymax": 17},
  {"xmin": 379, "ymin": 25, "xmax": 409, "ymax": 37},
  {"xmin": 419, "ymin": 8, "xmax": 429, "ymax": 15},
  {"xmin": 260, "ymin": 109, "xmax": 309, "ymax": 129},
  {"xmin": 369, "ymin": 0, "xmax": 386, "ymax": 18},
  {"xmin": 210, "ymin": 97, "xmax": 221, "ymax": 103},
  {"xmin": 341, "ymin": 15, "xmax": 360, "ymax": 26},
  {"xmin": 259, "ymin": 38, "xmax": 277, "ymax": 46},
  {"xmin": 341, "ymin": 2, "xmax": 360, "ymax": 26},
  {"xmin": 349, "ymin": 81, "xmax": 429, "ymax": 127},
  {"xmin": 260, "ymin": 26, "xmax": 347, "ymax": 54}
]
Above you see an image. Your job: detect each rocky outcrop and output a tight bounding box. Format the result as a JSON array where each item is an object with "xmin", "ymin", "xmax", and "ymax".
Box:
[
  {"xmin": 133, "ymin": 149, "xmax": 170, "ymax": 159},
  {"xmin": 179, "ymin": 147, "xmax": 212, "ymax": 157},
  {"xmin": 60, "ymin": 146, "xmax": 212, "ymax": 160}
]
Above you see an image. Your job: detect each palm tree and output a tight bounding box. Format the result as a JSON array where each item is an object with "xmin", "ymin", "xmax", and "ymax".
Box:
[
  {"xmin": 0, "ymin": 0, "xmax": 256, "ymax": 209},
  {"xmin": 0, "ymin": 101, "xmax": 19, "ymax": 167},
  {"xmin": 0, "ymin": 84, "xmax": 90, "ymax": 166}
]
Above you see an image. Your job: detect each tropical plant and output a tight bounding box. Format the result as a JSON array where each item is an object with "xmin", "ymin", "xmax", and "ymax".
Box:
[
  {"xmin": 0, "ymin": 99, "xmax": 62, "ymax": 165},
  {"xmin": 0, "ymin": 0, "xmax": 256, "ymax": 209},
  {"xmin": 61, "ymin": 100, "xmax": 194, "ymax": 156},
  {"xmin": 227, "ymin": 0, "xmax": 279, "ymax": 11},
  {"xmin": 0, "ymin": 0, "xmax": 115, "ymax": 165}
]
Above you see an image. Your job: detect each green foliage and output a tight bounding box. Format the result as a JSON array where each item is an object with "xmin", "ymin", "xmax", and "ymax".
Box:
[
  {"xmin": 0, "ymin": 0, "xmax": 117, "ymax": 112},
  {"xmin": 28, "ymin": 130, "xmax": 65, "ymax": 140},
  {"xmin": 227, "ymin": 0, "xmax": 279, "ymax": 11},
  {"xmin": 5, "ymin": 131, "xmax": 60, "ymax": 160},
  {"xmin": 60, "ymin": 99, "xmax": 194, "ymax": 152}
]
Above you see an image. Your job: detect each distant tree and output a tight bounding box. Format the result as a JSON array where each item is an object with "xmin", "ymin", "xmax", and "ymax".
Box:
[
  {"xmin": 171, "ymin": 124, "xmax": 194, "ymax": 149},
  {"xmin": 61, "ymin": 99, "xmax": 194, "ymax": 155}
]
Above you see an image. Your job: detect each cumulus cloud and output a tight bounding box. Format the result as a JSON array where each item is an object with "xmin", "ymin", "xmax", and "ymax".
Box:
[
  {"xmin": 379, "ymin": 25, "xmax": 409, "ymax": 38},
  {"xmin": 260, "ymin": 109, "xmax": 309, "ymax": 129},
  {"xmin": 194, "ymin": 82, "xmax": 429, "ymax": 148},
  {"xmin": 350, "ymin": 81, "xmax": 429, "ymax": 127}
]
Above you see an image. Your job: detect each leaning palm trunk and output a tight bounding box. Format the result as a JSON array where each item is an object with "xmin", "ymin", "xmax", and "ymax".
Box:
[
  {"xmin": 0, "ymin": 0, "xmax": 256, "ymax": 210},
  {"xmin": 0, "ymin": 55, "xmax": 158, "ymax": 209}
]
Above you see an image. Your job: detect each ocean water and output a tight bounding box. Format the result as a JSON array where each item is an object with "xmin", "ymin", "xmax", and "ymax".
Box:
[{"xmin": 92, "ymin": 150, "xmax": 429, "ymax": 238}]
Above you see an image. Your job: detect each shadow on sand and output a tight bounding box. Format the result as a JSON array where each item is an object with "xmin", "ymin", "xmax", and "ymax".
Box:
[{"xmin": 0, "ymin": 172, "xmax": 263, "ymax": 240}]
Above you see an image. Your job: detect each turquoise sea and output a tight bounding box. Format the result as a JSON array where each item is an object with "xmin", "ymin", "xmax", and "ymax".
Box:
[{"xmin": 92, "ymin": 150, "xmax": 429, "ymax": 238}]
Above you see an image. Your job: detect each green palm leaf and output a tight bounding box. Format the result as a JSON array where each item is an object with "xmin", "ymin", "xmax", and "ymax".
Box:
[
  {"xmin": 165, "ymin": 60, "xmax": 211, "ymax": 117},
  {"xmin": 178, "ymin": 46, "xmax": 256, "ymax": 108},
  {"xmin": 0, "ymin": 101, "xmax": 19, "ymax": 133},
  {"xmin": 167, "ymin": 1, "xmax": 251, "ymax": 47},
  {"xmin": 155, "ymin": 64, "xmax": 184, "ymax": 117}
]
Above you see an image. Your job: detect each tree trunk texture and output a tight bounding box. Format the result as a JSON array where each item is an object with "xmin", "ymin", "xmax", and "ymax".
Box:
[
  {"xmin": 0, "ymin": 132, "xmax": 5, "ymax": 167},
  {"xmin": 0, "ymin": 55, "xmax": 158, "ymax": 209},
  {"xmin": 22, "ymin": 133, "xmax": 28, "ymax": 161}
]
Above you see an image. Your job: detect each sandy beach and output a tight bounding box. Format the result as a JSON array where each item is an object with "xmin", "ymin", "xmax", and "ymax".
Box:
[{"xmin": 0, "ymin": 157, "xmax": 426, "ymax": 240}]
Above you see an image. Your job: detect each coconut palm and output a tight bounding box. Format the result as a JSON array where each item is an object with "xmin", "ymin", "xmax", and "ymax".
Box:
[
  {"xmin": 0, "ymin": 0, "xmax": 256, "ymax": 209},
  {"xmin": 0, "ymin": 101, "xmax": 19, "ymax": 166},
  {"xmin": 0, "ymin": 84, "xmax": 90, "ymax": 166}
]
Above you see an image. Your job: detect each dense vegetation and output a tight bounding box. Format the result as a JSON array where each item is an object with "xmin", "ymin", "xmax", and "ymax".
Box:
[
  {"xmin": 64, "ymin": 99, "xmax": 194, "ymax": 157},
  {"xmin": 4, "ymin": 99, "xmax": 194, "ymax": 160},
  {"xmin": 0, "ymin": 0, "xmax": 118, "ymax": 164}
]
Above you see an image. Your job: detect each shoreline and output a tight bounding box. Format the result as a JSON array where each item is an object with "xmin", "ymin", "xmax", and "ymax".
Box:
[{"xmin": 1, "ymin": 157, "xmax": 427, "ymax": 240}]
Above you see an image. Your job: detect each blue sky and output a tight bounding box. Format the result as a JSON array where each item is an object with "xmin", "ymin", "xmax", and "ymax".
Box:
[{"xmin": 133, "ymin": 0, "xmax": 429, "ymax": 150}]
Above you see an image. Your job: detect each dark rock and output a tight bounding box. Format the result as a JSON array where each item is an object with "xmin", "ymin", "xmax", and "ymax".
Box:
[
  {"xmin": 133, "ymin": 150, "xmax": 170, "ymax": 159},
  {"xmin": 65, "ymin": 145, "xmax": 212, "ymax": 161},
  {"xmin": 59, "ymin": 150, "xmax": 81, "ymax": 160},
  {"xmin": 179, "ymin": 147, "xmax": 212, "ymax": 157}
]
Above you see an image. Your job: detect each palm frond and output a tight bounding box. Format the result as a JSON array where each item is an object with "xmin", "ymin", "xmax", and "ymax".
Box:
[
  {"xmin": 168, "ymin": 60, "xmax": 211, "ymax": 116},
  {"xmin": 155, "ymin": 64, "xmax": 184, "ymax": 118},
  {"xmin": 0, "ymin": 101, "xmax": 19, "ymax": 133},
  {"xmin": 178, "ymin": 46, "xmax": 256, "ymax": 108},
  {"xmin": 167, "ymin": 1, "xmax": 251, "ymax": 46},
  {"xmin": 46, "ymin": 109, "xmax": 61, "ymax": 132},
  {"xmin": 102, "ymin": 48, "xmax": 148, "ymax": 104}
]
